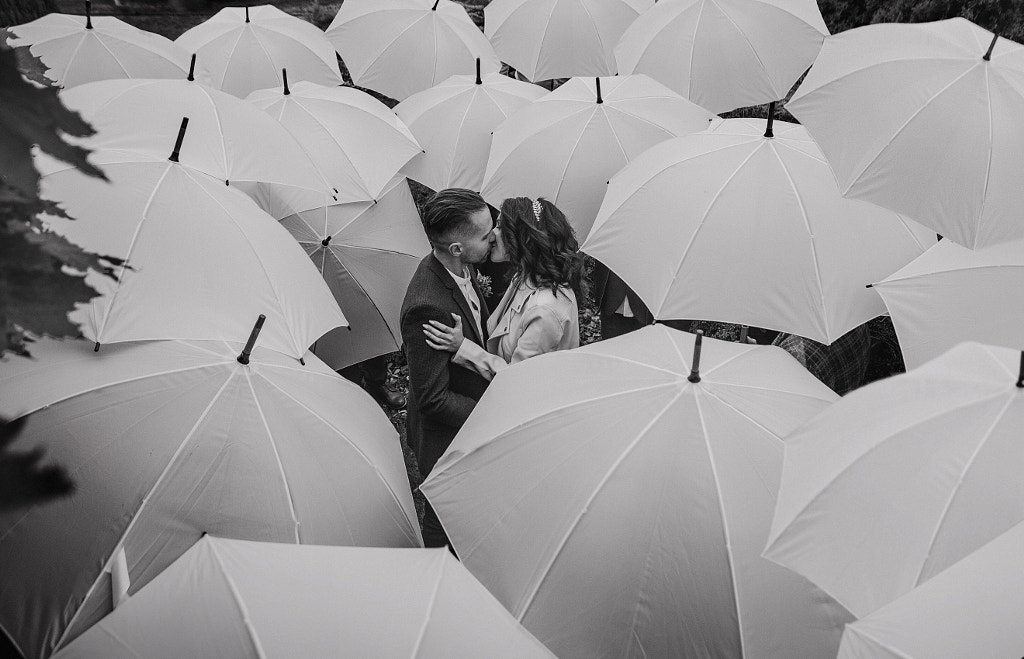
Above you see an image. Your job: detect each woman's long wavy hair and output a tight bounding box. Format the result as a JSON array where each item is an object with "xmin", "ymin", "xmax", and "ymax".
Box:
[{"xmin": 499, "ymin": 197, "xmax": 584, "ymax": 298}]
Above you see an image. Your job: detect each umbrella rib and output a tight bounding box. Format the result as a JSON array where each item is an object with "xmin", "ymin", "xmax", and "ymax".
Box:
[
  {"xmin": 324, "ymin": 248, "xmax": 402, "ymax": 346},
  {"xmin": 513, "ymin": 388, "xmax": 688, "ymax": 619},
  {"xmin": 769, "ymin": 139, "xmax": 832, "ymax": 341},
  {"xmin": 693, "ymin": 390, "xmax": 747, "ymax": 658},
  {"xmin": 52, "ymin": 371, "xmax": 237, "ymax": 650},
  {"xmin": 686, "ymin": 0, "xmax": 707, "ymax": 100},
  {"xmin": 764, "ymin": 391, "xmax": 1009, "ymax": 552},
  {"xmin": 95, "ymin": 625, "xmax": 144, "ymax": 658},
  {"xmin": 288, "ymin": 98, "xmax": 371, "ymax": 198},
  {"xmin": 218, "ymin": 25, "xmax": 248, "ymax": 90},
  {"xmin": 183, "ymin": 168, "xmax": 312, "ymax": 357},
  {"xmin": 910, "ymin": 393, "xmax": 1015, "ymax": 589},
  {"xmin": 208, "ymin": 541, "xmax": 271, "ymax": 659},
  {"xmin": 256, "ymin": 374, "xmax": 421, "ymax": 545},
  {"xmin": 93, "ymin": 162, "xmax": 176, "ymax": 343},
  {"xmin": 57, "ymin": 31, "xmax": 91, "ymax": 86},
  {"xmin": 197, "ymin": 84, "xmax": 232, "ymax": 181},
  {"xmin": 244, "ymin": 369, "xmax": 302, "ymax": 543},
  {"xmin": 576, "ymin": 0, "xmax": 607, "ymax": 64},
  {"xmin": 531, "ymin": 0, "xmax": 561, "ymax": 80},
  {"xmin": 973, "ymin": 63, "xmax": 996, "ymax": 244},
  {"xmin": 361, "ymin": 13, "xmax": 433, "ymax": 83},
  {"xmin": 88, "ymin": 31, "xmax": 138, "ymax": 79},
  {"xmin": 661, "ymin": 138, "xmax": 763, "ymax": 316},
  {"xmin": 844, "ymin": 626, "xmax": 916, "ymax": 659},
  {"xmin": 843, "ymin": 61, "xmax": 981, "ymax": 195},
  {"xmin": 708, "ymin": 0, "xmax": 773, "ymax": 87},
  {"xmin": 445, "ymin": 382, "xmax": 683, "ymax": 557},
  {"xmin": 875, "ymin": 263, "xmax": 1022, "ymax": 288},
  {"xmin": 444, "ymin": 87, "xmax": 480, "ymax": 188},
  {"xmin": 408, "ymin": 552, "xmax": 447, "ymax": 659},
  {"xmin": 549, "ymin": 108, "xmax": 596, "ymax": 208}
]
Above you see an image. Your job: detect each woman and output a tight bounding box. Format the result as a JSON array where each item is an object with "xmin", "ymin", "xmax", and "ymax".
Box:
[{"xmin": 422, "ymin": 196, "xmax": 582, "ymax": 379}]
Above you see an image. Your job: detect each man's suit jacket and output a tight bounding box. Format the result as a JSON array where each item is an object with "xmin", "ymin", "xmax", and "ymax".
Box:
[{"xmin": 400, "ymin": 254, "xmax": 491, "ymax": 476}]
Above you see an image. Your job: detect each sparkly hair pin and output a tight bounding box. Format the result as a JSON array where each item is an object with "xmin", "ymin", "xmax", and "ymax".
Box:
[{"xmin": 532, "ymin": 199, "xmax": 543, "ymax": 223}]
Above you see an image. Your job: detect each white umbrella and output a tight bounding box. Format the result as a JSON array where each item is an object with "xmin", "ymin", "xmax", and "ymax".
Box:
[
  {"xmin": 873, "ymin": 237, "xmax": 1024, "ymax": 370},
  {"xmin": 37, "ymin": 136, "xmax": 346, "ymax": 361},
  {"xmin": 7, "ymin": 2, "xmax": 195, "ymax": 88},
  {"xmin": 485, "ymin": 0, "xmax": 653, "ymax": 82},
  {"xmin": 764, "ymin": 341, "xmax": 1024, "ymax": 618},
  {"xmin": 787, "ymin": 18, "xmax": 1024, "ymax": 249},
  {"xmin": 837, "ymin": 520, "xmax": 1024, "ymax": 659},
  {"xmin": 582, "ymin": 116, "xmax": 936, "ymax": 343},
  {"xmin": 395, "ymin": 62, "xmax": 546, "ymax": 192},
  {"xmin": 614, "ymin": 0, "xmax": 829, "ymax": 113},
  {"xmin": 176, "ymin": 4, "xmax": 342, "ymax": 99},
  {"xmin": 423, "ymin": 325, "xmax": 851, "ymax": 658},
  {"xmin": 326, "ymin": 0, "xmax": 500, "ymax": 101},
  {"xmin": 53, "ymin": 538, "xmax": 554, "ymax": 659},
  {"xmin": 481, "ymin": 74, "xmax": 719, "ymax": 240},
  {"xmin": 243, "ymin": 177, "xmax": 430, "ymax": 370},
  {"xmin": 247, "ymin": 80, "xmax": 422, "ymax": 202},
  {"xmin": 60, "ymin": 76, "xmax": 332, "ymax": 195},
  {"xmin": 0, "ymin": 337, "xmax": 421, "ymax": 659}
]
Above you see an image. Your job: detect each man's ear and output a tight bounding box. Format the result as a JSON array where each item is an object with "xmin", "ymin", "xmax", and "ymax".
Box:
[{"xmin": 448, "ymin": 242, "xmax": 463, "ymax": 257}]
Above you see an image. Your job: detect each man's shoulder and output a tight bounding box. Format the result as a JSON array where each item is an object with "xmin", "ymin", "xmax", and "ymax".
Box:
[{"xmin": 402, "ymin": 254, "xmax": 452, "ymax": 316}]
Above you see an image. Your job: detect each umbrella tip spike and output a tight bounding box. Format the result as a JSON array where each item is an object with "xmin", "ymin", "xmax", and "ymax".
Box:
[
  {"xmin": 983, "ymin": 33, "xmax": 999, "ymax": 60},
  {"xmin": 595, "ymin": 78, "xmax": 603, "ymax": 104},
  {"xmin": 237, "ymin": 314, "xmax": 266, "ymax": 365},
  {"xmin": 764, "ymin": 101, "xmax": 776, "ymax": 138},
  {"xmin": 321, "ymin": 236, "xmax": 331, "ymax": 246},
  {"xmin": 225, "ymin": 180, "xmax": 229, "ymax": 186},
  {"xmin": 245, "ymin": 5, "xmax": 250, "ymax": 22},
  {"xmin": 168, "ymin": 117, "xmax": 189, "ymax": 162},
  {"xmin": 93, "ymin": 341, "xmax": 100, "ymax": 352},
  {"xmin": 187, "ymin": 53, "xmax": 196, "ymax": 81},
  {"xmin": 299, "ymin": 357, "xmax": 305, "ymax": 366},
  {"xmin": 282, "ymin": 68, "xmax": 290, "ymax": 95},
  {"xmin": 1016, "ymin": 351, "xmax": 1023, "ymax": 388},
  {"xmin": 476, "ymin": 58, "xmax": 482, "ymax": 85},
  {"xmin": 688, "ymin": 330, "xmax": 704, "ymax": 383},
  {"xmin": 865, "ymin": 283, "xmax": 874, "ymax": 289},
  {"xmin": 85, "ymin": 0, "xmax": 92, "ymax": 29},
  {"xmin": 432, "ymin": 0, "xmax": 440, "ymax": 9}
]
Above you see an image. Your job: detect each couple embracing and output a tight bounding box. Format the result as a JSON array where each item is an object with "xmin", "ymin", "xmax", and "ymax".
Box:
[{"xmin": 400, "ymin": 188, "xmax": 583, "ymax": 548}]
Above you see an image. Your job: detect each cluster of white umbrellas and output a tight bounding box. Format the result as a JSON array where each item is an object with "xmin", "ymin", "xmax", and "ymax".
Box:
[{"xmin": 4, "ymin": 0, "xmax": 1024, "ymax": 657}]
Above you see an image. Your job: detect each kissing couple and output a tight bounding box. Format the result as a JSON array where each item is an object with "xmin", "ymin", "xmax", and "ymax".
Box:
[{"xmin": 400, "ymin": 188, "xmax": 582, "ymax": 548}]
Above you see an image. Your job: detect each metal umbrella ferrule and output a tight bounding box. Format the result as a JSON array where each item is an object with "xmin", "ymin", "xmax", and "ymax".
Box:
[
  {"xmin": 237, "ymin": 314, "xmax": 266, "ymax": 365},
  {"xmin": 688, "ymin": 330, "xmax": 704, "ymax": 383}
]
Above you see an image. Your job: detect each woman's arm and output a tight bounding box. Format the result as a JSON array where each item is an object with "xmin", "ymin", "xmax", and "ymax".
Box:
[{"xmin": 423, "ymin": 314, "xmax": 508, "ymax": 380}]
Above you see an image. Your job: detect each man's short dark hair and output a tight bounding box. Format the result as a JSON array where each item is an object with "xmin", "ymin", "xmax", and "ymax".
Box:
[{"xmin": 421, "ymin": 188, "xmax": 489, "ymax": 245}]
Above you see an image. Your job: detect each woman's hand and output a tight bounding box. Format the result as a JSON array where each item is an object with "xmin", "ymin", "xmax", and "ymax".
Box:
[{"xmin": 423, "ymin": 313, "xmax": 465, "ymax": 353}]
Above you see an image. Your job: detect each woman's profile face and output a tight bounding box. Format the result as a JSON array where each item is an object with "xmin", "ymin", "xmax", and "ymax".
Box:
[{"xmin": 490, "ymin": 224, "xmax": 509, "ymax": 263}]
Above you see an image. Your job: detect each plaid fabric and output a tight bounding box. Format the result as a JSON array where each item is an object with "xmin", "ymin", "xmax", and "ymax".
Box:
[{"xmin": 773, "ymin": 324, "xmax": 872, "ymax": 396}]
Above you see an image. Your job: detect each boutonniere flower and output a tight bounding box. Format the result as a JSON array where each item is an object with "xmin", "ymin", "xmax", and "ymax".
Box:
[{"xmin": 474, "ymin": 272, "xmax": 492, "ymax": 298}]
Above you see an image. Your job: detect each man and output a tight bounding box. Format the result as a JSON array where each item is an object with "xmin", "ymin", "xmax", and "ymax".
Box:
[{"xmin": 400, "ymin": 188, "xmax": 495, "ymax": 548}]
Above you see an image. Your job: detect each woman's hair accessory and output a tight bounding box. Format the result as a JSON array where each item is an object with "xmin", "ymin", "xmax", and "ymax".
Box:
[{"xmin": 532, "ymin": 199, "xmax": 543, "ymax": 223}]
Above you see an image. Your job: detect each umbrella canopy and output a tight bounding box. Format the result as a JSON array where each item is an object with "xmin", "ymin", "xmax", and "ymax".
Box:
[
  {"xmin": 7, "ymin": 6, "xmax": 194, "ymax": 88},
  {"xmin": 787, "ymin": 18, "xmax": 1024, "ymax": 249},
  {"xmin": 247, "ymin": 81, "xmax": 422, "ymax": 203},
  {"xmin": 326, "ymin": 0, "xmax": 500, "ymax": 101},
  {"xmin": 582, "ymin": 117, "xmax": 936, "ymax": 344},
  {"xmin": 175, "ymin": 4, "xmax": 342, "ymax": 99},
  {"xmin": 0, "ymin": 337, "xmax": 421, "ymax": 659},
  {"xmin": 873, "ymin": 237, "xmax": 1024, "ymax": 370},
  {"xmin": 422, "ymin": 325, "xmax": 851, "ymax": 659},
  {"xmin": 614, "ymin": 0, "xmax": 828, "ymax": 114},
  {"xmin": 395, "ymin": 66, "xmax": 545, "ymax": 192},
  {"xmin": 485, "ymin": 0, "xmax": 653, "ymax": 81},
  {"xmin": 836, "ymin": 520, "xmax": 1024, "ymax": 659},
  {"xmin": 481, "ymin": 74, "xmax": 719, "ymax": 240},
  {"xmin": 53, "ymin": 538, "xmax": 554, "ymax": 659},
  {"xmin": 243, "ymin": 177, "xmax": 430, "ymax": 370},
  {"xmin": 764, "ymin": 341, "xmax": 1024, "ymax": 618},
  {"xmin": 37, "ymin": 141, "xmax": 346, "ymax": 361},
  {"xmin": 60, "ymin": 76, "xmax": 332, "ymax": 195}
]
